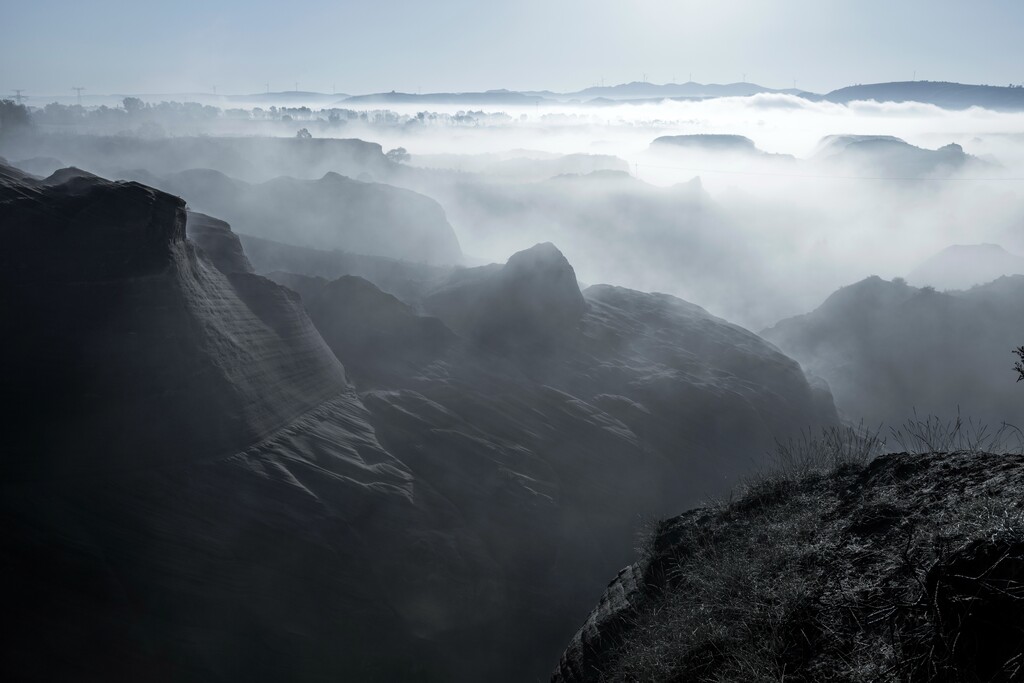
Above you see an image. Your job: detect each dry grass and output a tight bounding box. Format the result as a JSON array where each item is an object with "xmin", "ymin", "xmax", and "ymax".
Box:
[
  {"xmin": 592, "ymin": 420, "xmax": 1024, "ymax": 683},
  {"xmin": 888, "ymin": 409, "xmax": 1024, "ymax": 455}
]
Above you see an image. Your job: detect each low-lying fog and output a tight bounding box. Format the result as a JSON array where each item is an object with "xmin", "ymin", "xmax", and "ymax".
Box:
[
  {"xmin": 367, "ymin": 96, "xmax": 1024, "ymax": 326},
  {"xmin": 7, "ymin": 93, "xmax": 1024, "ymax": 331}
]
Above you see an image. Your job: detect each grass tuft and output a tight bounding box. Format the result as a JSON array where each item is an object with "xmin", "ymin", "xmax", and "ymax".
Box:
[{"xmin": 888, "ymin": 407, "xmax": 1024, "ymax": 455}]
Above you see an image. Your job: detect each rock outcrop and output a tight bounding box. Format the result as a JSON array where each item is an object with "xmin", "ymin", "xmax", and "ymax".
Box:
[
  {"xmin": 1, "ymin": 165, "xmax": 347, "ymax": 478},
  {"xmin": 423, "ymin": 242, "xmax": 586, "ymax": 352},
  {"xmin": 2, "ymin": 165, "xmax": 839, "ymax": 681}
]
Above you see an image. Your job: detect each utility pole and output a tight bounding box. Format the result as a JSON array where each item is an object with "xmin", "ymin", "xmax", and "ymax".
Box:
[
  {"xmin": 742, "ymin": 73, "xmax": 746, "ymax": 82},
  {"xmin": 294, "ymin": 81, "xmax": 298, "ymax": 93},
  {"xmin": 12, "ymin": 89, "xmax": 25, "ymax": 104},
  {"xmin": 212, "ymin": 85, "xmax": 217, "ymax": 95},
  {"xmin": 72, "ymin": 86, "xmax": 85, "ymax": 105},
  {"xmin": 912, "ymin": 70, "xmax": 916, "ymax": 81},
  {"xmin": 266, "ymin": 82, "xmax": 270, "ymax": 94}
]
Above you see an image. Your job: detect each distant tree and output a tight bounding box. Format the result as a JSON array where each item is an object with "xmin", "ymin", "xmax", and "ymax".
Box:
[
  {"xmin": 386, "ymin": 146, "xmax": 410, "ymax": 164},
  {"xmin": 295, "ymin": 127, "xmax": 312, "ymax": 139},
  {"xmin": 1015, "ymin": 346, "xmax": 1024, "ymax": 382},
  {"xmin": 122, "ymin": 96, "xmax": 145, "ymax": 113},
  {"xmin": 0, "ymin": 99, "xmax": 31, "ymax": 136}
]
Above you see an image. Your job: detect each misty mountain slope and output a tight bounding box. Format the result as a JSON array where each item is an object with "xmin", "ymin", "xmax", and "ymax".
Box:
[
  {"xmin": 0, "ymin": 132, "xmax": 393, "ymax": 182},
  {"xmin": 908, "ymin": 243, "xmax": 1024, "ymax": 290},
  {"xmin": 530, "ymin": 80, "xmax": 804, "ymax": 102},
  {"xmin": 268, "ymin": 272, "xmax": 458, "ymax": 386},
  {"xmin": 340, "ymin": 90, "xmax": 546, "ymax": 106},
  {"xmin": 650, "ymin": 134, "xmax": 794, "ymax": 160},
  {"xmin": 238, "ymin": 232, "xmax": 452, "ymax": 304},
  {"xmin": 397, "ymin": 167, "xmax": 788, "ymax": 326},
  {"xmin": 0, "ymin": 164, "xmax": 474, "ymax": 678},
  {"xmin": 0, "ymin": 164, "xmax": 541, "ymax": 681},
  {"xmin": 262, "ymin": 243, "xmax": 838, "ymax": 677},
  {"xmin": 411, "ymin": 244, "xmax": 838, "ymax": 488},
  {"xmin": 411, "ymin": 151, "xmax": 629, "ymax": 182},
  {"xmin": 121, "ymin": 167, "xmax": 463, "ymax": 264},
  {"xmin": 762, "ymin": 275, "xmax": 1024, "ymax": 426},
  {"xmin": 422, "ymin": 242, "xmax": 587, "ymax": 352},
  {"xmin": 825, "ymin": 80, "xmax": 1024, "ymax": 111},
  {"xmin": 1, "ymin": 164, "xmax": 839, "ymax": 682},
  {"xmin": 813, "ymin": 135, "xmax": 987, "ymax": 178},
  {"xmin": 553, "ymin": 449, "xmax": 1024, "ymax": 682},
  {"xmin": 0, "ymin": 165, "xmax": 348, "ymax": 478}
]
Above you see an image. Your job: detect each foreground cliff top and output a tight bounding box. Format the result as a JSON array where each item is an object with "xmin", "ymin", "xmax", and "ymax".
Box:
[{"xmin": 555, "ymin": 447, "xmax": 1024, "ymax": 682}]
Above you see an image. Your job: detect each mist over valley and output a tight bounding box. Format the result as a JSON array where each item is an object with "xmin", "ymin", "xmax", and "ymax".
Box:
[{"xmin": 4, "ymin": 2, "xmax": 1024, "ymax": 680}]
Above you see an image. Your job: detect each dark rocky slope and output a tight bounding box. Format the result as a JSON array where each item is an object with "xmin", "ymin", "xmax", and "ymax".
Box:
[
  {"xmin": 2, "ymin": 163, "xmax": 837, "ymax": 681},
  {"xmin": 1, "ymin": 164, "xmax": 347, "ymax": 478},
  {"xmin": 554, "ymin": 449, "xmax": 1024, "ymax": 682},
  {"xmin": 269, "ymin": 243, "xmax": 839, "ymax": 676}
]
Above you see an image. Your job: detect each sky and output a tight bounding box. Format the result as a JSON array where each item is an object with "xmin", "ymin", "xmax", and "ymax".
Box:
[{"xmin": 4, "ymin": 0, "xmax": 1024, "ymax": 97}]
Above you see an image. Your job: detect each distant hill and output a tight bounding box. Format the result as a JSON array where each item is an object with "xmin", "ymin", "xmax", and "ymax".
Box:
[
  {"xmin": 813, "ymin": 135, "xmax": 987, "ymax": 177},
  {"xmin": 527, "ymin": 81, "xmax": 809, "ymax": 102},
  {"xmin": 762, "ymin": 274, "xmax": 1024, "ymax": 426},
  {"xmin": 908, "ymin": 244, "xmax": 1024, "ymax": 290},
  {"xmin": 341, "ymin": 90, "xmax": 546, "ymax": 105},
  {"xmin": 228, "ymin": 91, "xmax": 349, "ymax": 105},
  {"xmin": 120, "ymin": 167, "xmax": 464, "ymax": 265},
  {"xmin": 650, "ymin": 134, "xmax": 794, "ymax": 161},
  {"xmin": 825, "ymin": 81, "xmax": 1024, "ymax": 111}
]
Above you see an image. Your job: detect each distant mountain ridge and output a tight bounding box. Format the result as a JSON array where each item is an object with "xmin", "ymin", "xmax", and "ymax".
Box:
[
  {"xmin": 22, "ymin": 80, "xmax": 1024, "ymax": 111},
  {"xmin": 908, "ymin": 243, "xmax": 1024, "ymax": 290},
  {"xmin": 824, "ymin": 80, "xmax": 1024, "ymax": 110}
]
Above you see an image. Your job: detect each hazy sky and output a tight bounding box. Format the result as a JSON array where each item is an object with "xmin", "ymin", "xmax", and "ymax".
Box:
[{"xmin": 5, "ymin": 0, "xmax": 1024, "ymax": 96}]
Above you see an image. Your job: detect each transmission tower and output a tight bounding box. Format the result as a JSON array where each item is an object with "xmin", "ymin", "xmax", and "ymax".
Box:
[
  {"xmin": 72, "ymin": 87, "xmax": 85, "ymax": 105},
  {"xmin": 12, "ymin": 89, "xmax": 25, "ymax": 104}
]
